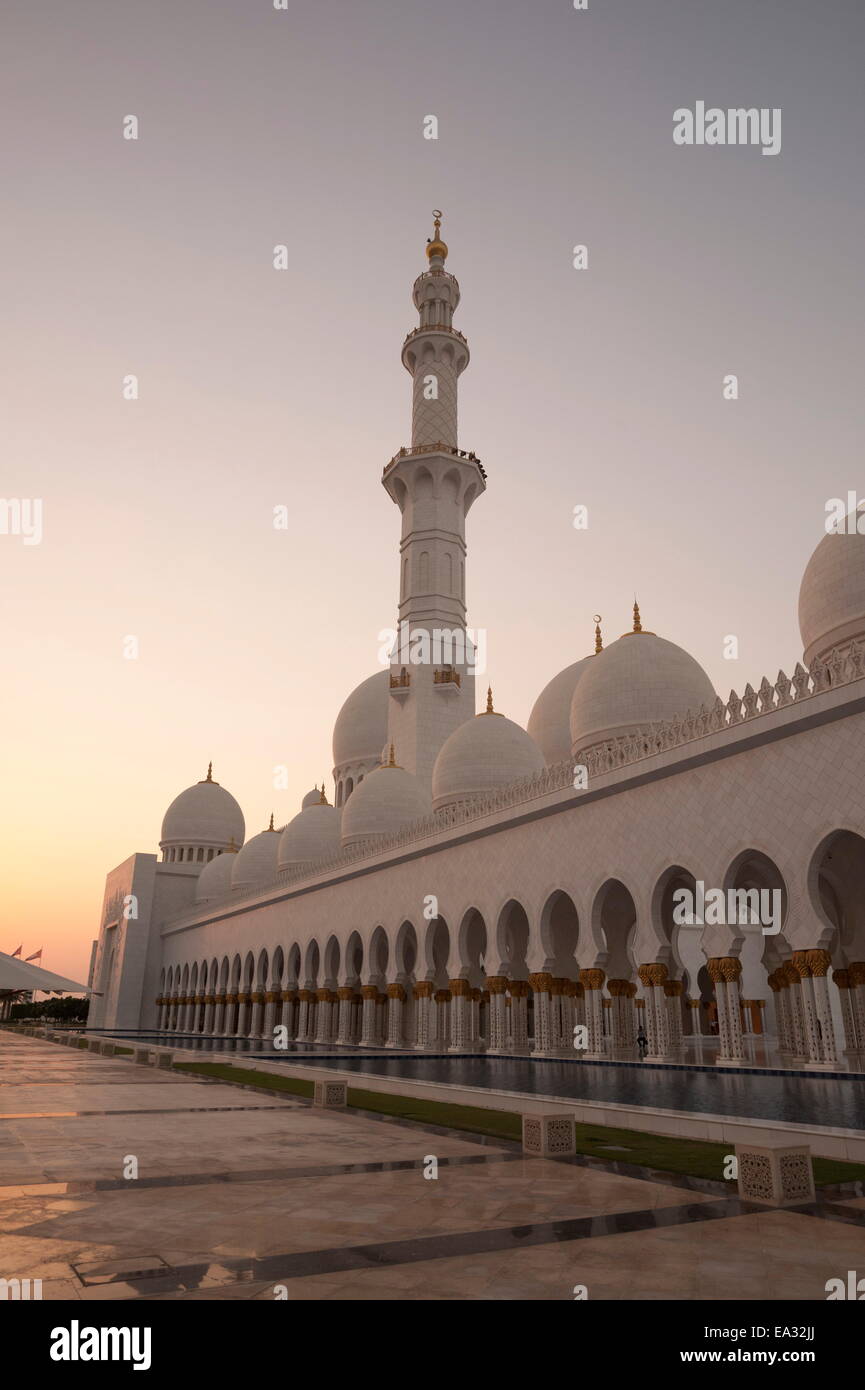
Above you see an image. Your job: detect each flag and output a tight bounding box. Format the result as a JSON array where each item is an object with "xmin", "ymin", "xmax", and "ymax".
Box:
[
  {"xmin": 25, "ymin": 949, "xmax": 42, "ymax": 963},
  {"xmin": 11, "ymin": 945, "xmax": 22, "ymax": 957}
]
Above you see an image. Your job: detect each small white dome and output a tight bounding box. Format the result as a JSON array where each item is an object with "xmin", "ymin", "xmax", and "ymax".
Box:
[
  {"xmin": 195, "ymin": 848, "xmax": 237, "ymax": 903},
  {"xmin": 231, "ymin": 823, "xmax": 281, "ymax": 891},
  {"xmin": 570, "ymin": 627, "xmax": 716, "ymax": 755},
  {"xmin": 798, "ymin": 511, "xmax": 865, "ymax": 665},
  {"xmin": 160, "ymin": 767, "xmax": 245, "ymax": 851},
  {"xmin": 301, "ymin": 786, "xmax": 323, "ymax": 809},
  {"xmin": 341, "ymin": 760, "xmax": 431, "ymax": 848},
  {"xmin": 432, "ymin": 698, "xmax": 545, "ymax": 810},
  {"xmin": 332, "ymin": 671, "xmax": 389, "ymax": 768},
  {"xmin": 278, "ymin": 801, "xmax": 342, "ymax": 870},
  {"xmin": 527, "ymin": 655, "xmax": 595, "ymax": 765}
]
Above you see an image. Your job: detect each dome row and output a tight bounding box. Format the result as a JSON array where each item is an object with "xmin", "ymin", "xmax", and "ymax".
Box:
[{"xmin": 170, "ymin": 518, "xmax": 865, "ymax": 903}]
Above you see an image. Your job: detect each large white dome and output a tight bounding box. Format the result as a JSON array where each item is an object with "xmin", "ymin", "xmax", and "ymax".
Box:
[
  {"xmin": 527, "ymin": 655, "xmax": 595, "ymax": 765},
  {"xmin": 279, "ymin": 800, "xmax": 342, "ymax": 870},
  {"xmin": 432, "ymin": 696, "xmax": 545, "ymax": 810},
  {"xmin": 570, "ymin": 628, "xmax": 716, "ymax": 755},
  {"xmin": 332, "ymin": 671, "xmax": 389, "ymax": 768},
  {"xmin": 798, "ymin": 511, "xmax": 865, "ymax": 666},
  {"xmin": 231, "ymin": 823, "xmax": 281, "ymax": 891},
  {"xmin": 160, "ymin": 768, "xmax": 245, "ymax": 851},
  {"xmin": 341, "ymin": 759, "xmax": 431, "ymax": 848},
  {"xmin": 195, "ymin": 847, "xmax": 237, "ymax": 903}
]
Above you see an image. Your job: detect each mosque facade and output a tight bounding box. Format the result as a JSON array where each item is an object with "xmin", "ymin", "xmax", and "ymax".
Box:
[{"xmin": 87, "ymin": 219, "xmax": 865, "ymax": 1071}]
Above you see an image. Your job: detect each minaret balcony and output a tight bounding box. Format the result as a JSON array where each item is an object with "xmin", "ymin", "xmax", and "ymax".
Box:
[
  {"xmin": 403, "ymin": 324, "xmax": 467, "ymax": 347},
  {"xmin": 433, "ymin": 667, "xmax": 461, "ymax": 690},
  {"xmin": 412, "ymin": 270, "xmax": 460, "ymax": 294},
  {"xmin": 389, "ymin": 669, "xmax": 411, "ymax": 698},
  {"xmin": 383, "ymin": 443, "xmax": 486, "ymax": 481}
]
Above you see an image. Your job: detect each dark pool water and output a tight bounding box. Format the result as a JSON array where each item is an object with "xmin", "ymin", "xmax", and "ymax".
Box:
[
  {"xmin": 96, "ymin": 1033, "xmax": 865, "ymax": 1130},
  {"xmin": 284, "ymin": 1054, "xmax": 865, "ymax": 1131}
]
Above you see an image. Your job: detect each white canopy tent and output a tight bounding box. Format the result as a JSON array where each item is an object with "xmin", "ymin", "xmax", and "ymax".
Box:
[{"xmin": 0, "ymin": 951, "xmax": 87, "ymax": 994}]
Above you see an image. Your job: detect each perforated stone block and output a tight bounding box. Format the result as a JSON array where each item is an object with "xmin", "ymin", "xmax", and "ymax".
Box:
[
  {"xmin": 99, "ymin": 1041, "xmax": 116, "ymax": 1056},
  {"xmin": 522, "ymin": 1111, "xmax": 576, "ymax": 1156},
  {"xmin": 313, "ymin": 1079, "xmax": 347, "ymax": 1108},
  {"xmin": 155, "ymin": 1051, "xmax": 174, "ymax": 1069},
  {"xmin": 133, "ymin": 1046, "xmax": 151, "ymax": 1065},
  {"xmin": 87, "ymin": 1038, "xmax": 101, "ymax": 1052},
  {"xmin": 735, "ymin": 1141, "xmax": 815, "ymax": 1206}
]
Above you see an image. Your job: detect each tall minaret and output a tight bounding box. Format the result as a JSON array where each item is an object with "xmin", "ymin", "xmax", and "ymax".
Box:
[{"xmin": 382, "ymin": 213, "xmax": 486, "ymax": 786}]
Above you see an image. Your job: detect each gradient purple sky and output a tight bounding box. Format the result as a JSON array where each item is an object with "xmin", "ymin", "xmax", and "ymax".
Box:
[{"xmin": 2, "ymin": 0, "xmax": 863, "ymax": 980}]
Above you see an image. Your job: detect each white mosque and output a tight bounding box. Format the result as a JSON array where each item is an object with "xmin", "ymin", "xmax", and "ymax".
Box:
[{"xmin": 88, "ymin": 217, "xmax": 865, "ymax": 1072}]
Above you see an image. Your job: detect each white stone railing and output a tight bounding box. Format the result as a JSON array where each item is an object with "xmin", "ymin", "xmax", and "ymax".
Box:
[
  {"xmin": 578, "ymin": 641, "xmax": 864, "ymax": 779},
  {"xmin": 164, "ymin": 642, "xmax": 864, "ymax": 926}
]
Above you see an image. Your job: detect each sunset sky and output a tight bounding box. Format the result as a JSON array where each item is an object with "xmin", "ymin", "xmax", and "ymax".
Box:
[{"xmin": 2, "ymin": 0, "xmax": 862, "ymax": 981}]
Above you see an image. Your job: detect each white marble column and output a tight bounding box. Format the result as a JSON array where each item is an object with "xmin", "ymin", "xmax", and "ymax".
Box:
[
  {"xmin": 832, "ymin": 970, "xmax": 859, "ymax": 1053},
  {"xmin": 560, "ymin": 985, "xmax": 576, "ymax": 1051},
  {"xmin": 413, "ymin": 983, "xmax": 433, "ymax": 1048},
  {"xmin": 665, "ymin": 981, "xmax": 684, "ymax": 1049},
  {"xmin": 263, "ymin": 984, "xmax": 280, "ymax": 1040},
  {"xmin": 434, "ymin": 990, "xmax": 451, "ymax": 1048},
  {"xmin": 486, "ymin": 978, "xmax": 508, "ymax": 1052},
  {"xmin": 847, "ymin": 963, "xmax": 865, "ymax": 1053},
  {"xmin": 386, "ymin": 984, "xmax": 406, "ymax": 1047},
  {"xmin": 213, "ymin": 989, "xmax": 227, "ymax": 1035},
  {"xmin": 508, "ymin": 981, "xmax": 529, "ymax": 1053},
  {"xmin": 806, "ymin": 950, "xmax": 838, "ymax": 1065},
  {"xmin": 607, "ymin": 980, "xmax": 631, "ymax": 1052},
  {"xmin": 249, "ymin": 991, "xmax": 265, "ymax": 1040},
  {"xmin": 295, "ymin": 991, "xmax": 311, "ymax": 1043},
  {"xmin": 529, "ymin": 975, "xmax": 554, "ymax": 1056},
  {"xmin": 337, "ymin": 988, "xmax": 354, "ymax": 1045},
  {"xmin": 236, "ymin": 991, "xmax": 251, "ymax": 1038},
  {"xmin": 313, "ymin": 990, "xmax": 333, "ymax": 1043},
  {"xmin": 280, "ymin": 990, "xmax": 297, "ymax": 1039},
  {"xmin": 360, "ymin": 987, "xmax": 378, "ymax": 1046},
  {"xmin": 638, "ymin": 965, "xmax": 671, "ymax": 1059},
  {"xmin": 581, "ymin": 970, "xmax": 606, "ymax": 1056},
  {"xmin": 791, "ymin": 952, "xmax": 833, "ymax": 1066}
]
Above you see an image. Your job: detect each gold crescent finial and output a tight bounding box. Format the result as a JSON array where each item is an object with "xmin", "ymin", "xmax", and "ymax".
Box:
[
  {"xmin": 206, "ymin": 761, "xmax": 213, "ymax": 782},
  {"xmin": 268, "ymin": 812, "xmax": 275, "ymax": 831},
  {"xmin": 319, "ymin": 782, "xmax": 328, "ymax": 804},
  {"xmin": 594, "ymin": 615, "xmax": 603, "ymax": 654},
  {"xmin": 633, "ymin": 598, "xmax": 642, "ymax": 634},
  {"xmin": 387, "ymin": 743, "xmax": 396, "ymax": 767},
  {"xmin": 486, "ymin": 686, "xmax": 494, "ymax": 714}
]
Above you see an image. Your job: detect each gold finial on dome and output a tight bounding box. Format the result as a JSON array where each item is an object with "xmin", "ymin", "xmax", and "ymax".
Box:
[
  {"xmin": 319, "ymin": 782, "xmax": 328, "ymax": 805},
  {"xmin": 593, "ymin": 615, "xmax": 603, "ymax": 654},
  {"xmin": 622, "ymin": 597, "xmax": 655, "ymax": 637},
  {"xmin": 198, "ymin": 761, "xmax": 219, "ymax": 785},
  {"xmin": 482, "ymin": 686, "xmax": 503, "ymax": 716},
  {"xmin": 426, "ymin": 208, "xmax": 448, "ymax": 262},
  {"xmin": 386, "ymin": 742, "xmax": 397, "ymax": 767},
  {"xmin": 267, "ymin": 813, "xmax": 275, "ymax": 832}
]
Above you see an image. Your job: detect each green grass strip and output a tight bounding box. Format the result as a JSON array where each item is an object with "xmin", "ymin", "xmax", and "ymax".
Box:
[{"xmin": 170, "ymin": 1060, "xmax": 865, "ymax": 1186}]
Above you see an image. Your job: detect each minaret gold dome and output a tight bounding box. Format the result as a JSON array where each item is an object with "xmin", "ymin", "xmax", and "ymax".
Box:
[{"xmin": 426, "ymin": 209, "xmax": 448, "ymax": 261}]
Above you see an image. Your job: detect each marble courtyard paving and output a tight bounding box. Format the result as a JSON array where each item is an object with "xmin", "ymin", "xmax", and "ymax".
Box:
[{"xmin": 0, "ymin": 1033, "xmax": 862, "ymax": 1302}]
